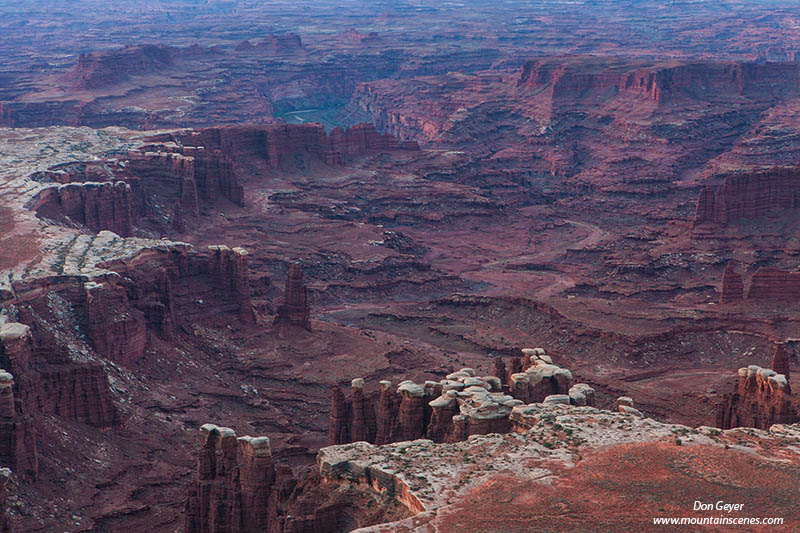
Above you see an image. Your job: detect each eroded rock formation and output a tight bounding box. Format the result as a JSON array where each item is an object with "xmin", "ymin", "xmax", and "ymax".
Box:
[
  {"xmin": 720, "ymin": 263, "xmax": 744, "ymax": 304},
  {"xmin": 518, "ymin": 58, "xmax": 800, "ymax": 105},
  {"xmin": 717, "ymin": 361, "xmax": 797, "ymax": 430},
  {"xmin": 33, "ymin": 181, "xmax": 134, "ymax": 237},
  {"xmin": 0, "ymin": 468, "xmax": 10, "ymax": 533},
  {"xmin": 0, "ymin": 369, "xmax": 37, "ymax": 481},
  {"xmin": 185, "ymin": 424, "xmax": 278, "ymax": 533},
  {"xmin": 771, "ymin": 343, "xmax": 791, "ymax": 384},
  {"xmin": 274, "ymin": 264, "xmax": 311, "ymax": 331},
  {"xmin": 65, "ymin": 44, "xmax": 175, "ymax": 90},
  {"xmin": 509, "ymin": 348, "xmax": 572, "ymax": 404},
  {"xmin": 694, "ymin": 167, "xmax": 800, "ymax": 226},
  {"xmin": 235, "ymin": 34, "xmax": 303, "ymax": 54},
  {"xmin": 329, "ymin": 348, "xmax": 594, "ymax": 446},
  {"xmin": 747, "ymin": 267, "xmax": 800, "ymax": 301}
]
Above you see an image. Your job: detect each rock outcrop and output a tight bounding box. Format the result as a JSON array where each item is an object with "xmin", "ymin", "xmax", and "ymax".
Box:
[
  {"xmin": 694, "ymin": 167, "xmax": 800, "ymax": 226},
  {"xmin": 717, "ymin": 362, "xmax": 797, "ymax": 430},
  {"xmin": 33, "ymin": 182, "xmax": 134, "ymax": 237},
  {"xmin": 519, "ymin": 58, "xmax": 800, "ymax": 105},
  {"xmin": 746, "ymin": 267, "xmax": 800, "ymax": 301},
  {"xmin": 329, "ymin": 379, "xmax": 378, "ymax": 445},
  {"xmin": 178, "ymin": 123, "xmax": 417, "ymax": 175},
  {"xmin": 317, "ymin": 402, "xmax": 800, "ymax": 532},
  {"xmin": 719, "ymin": 263, "xmax": 744, "ymax": 304},
  {"xmin": 771, "ymin": 343, "xmax": 791, "ymax": 384},
  {"xmin": 0, "ymin": 468, "xmax": 10, "ymax": 533},
  {"xmin": 186, "ymin": 424, "xmax": 417, "ymax": 533},
  {"xmin": 1, "ymin": 319, "xmax": 119, "ymax": 432},
  {"xmin": 329, "ymin": 347, "xmax": 594, "ymax": 446},
  {"xmin": 274, "ymin": 264, "xmax": 311, "ymax": 331},
  {"xmin": 185, "ymin": 424, "xmax": 278, "ymax": 533},
  {"xmin": 329, "ymin": 123, "xmax": 419, "ymax": 157},
  {"xmin": 0, "ymin": 370, "xmax": 37, "ymax": 481},
  {"xmin": 508, "ymin": 348, "xmax": 572, "ymax": 403},
  {"xmin": 374, "ymin": 380, "xmax": 400, "ymax": 445},
  {"xmin": 235, "ymin": 34, "xmax": 303, "ymax": 54},
  {"xmin": 65, "ymin": 44, "xmax": 175, "ymax": 90},
  {"xmin": 207, "ymin": 246, "xmax": 256, "ymax": 323},
  {"xmin": 84, "ymin": 280, "xmax": 147, "ymax": 366},
  {"xmin": 617, "ymin": 396, "xmax": 644, "ymax": 417}
]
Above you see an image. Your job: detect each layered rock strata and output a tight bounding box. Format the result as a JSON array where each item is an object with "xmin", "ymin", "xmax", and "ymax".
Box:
[
  {"xmin": 518, "ymin": 58, "xmax": 800, "ymax": 105},
  {"xmin": 747, "ymin": 267, "xmax": 800, "ymax": 301},
  {"xmin": 32, "ymin": 181, "xmax": 134, "ymax": 237},
  {"xmin": 177, "ymin": 123, "xmax": 417, "ymax": 174},
  {"xmin": 694, "ymin": 167, "xmax": 800, "ymax": 226}
]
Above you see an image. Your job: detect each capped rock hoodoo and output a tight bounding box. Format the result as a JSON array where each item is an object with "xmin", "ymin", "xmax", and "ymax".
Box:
[
  {"xmin": 274, "ymin": 264, "xmax": 311, "ymax": 331},
  {"xmin": 0, "ymin": 369, "xmax": 37, "ymax": 480},
  {"xmin": 185, "ymin": 424, "xmax": 278, "ymax": 532},
  {"xmin": 717, "ymin": 346, "xmax": 798, "ymax": 430},
  {"xmin": 329, "ymin": 347, "xmax": 596, "ymax": 446}
]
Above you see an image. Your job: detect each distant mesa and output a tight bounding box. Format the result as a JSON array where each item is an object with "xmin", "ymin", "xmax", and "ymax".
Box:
[
  {"xmin": 517, "ymin": 56, "xmax": 800, "ymax": 105},
  {"xmin": 340, "ymin": 28, "xmax": 379, "ymax": 43},
  {"xmin": 64, "ymin": 44, "xmax": 176, "ymax": 90},
  {"xmin": 695, "ymin": 167, "xmax": 800, "ymax": 227},
  {"xmin": 235, "ymin": 33, "xmax": 303, "ymax": 53}
]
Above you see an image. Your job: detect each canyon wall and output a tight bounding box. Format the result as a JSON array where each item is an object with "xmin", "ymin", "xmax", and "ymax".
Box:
[
  {"xmin": 747, "ymin": 267, "xmax": 800, "ymax": 300},
  {"xmin": 0, "ymin": 239, "xmax": 258, "ymax": 484},
  {"xmin": 518, "ymin": 58, "xmax": 800, "ymax": 104},
  {"xmin": 0, "ymin": 369, "xmax": 37, "ymax": 481},
  {"xmin": 32, "ymin": 182, "xmax": 134, "ymax": 237},
  {"xmin": 0, "ymin": 468, "xmax": 9, "ymax": 533},
  {"xmin": 179, "ymin": 122, "xmax": 417, "ymax": 174},
  {"xmin": 694, "ymin": 167, "xmax": 800, "ymax": 226},
  {"xmin": 30, "ymin": 123, "xmax": 416, "ymax": 238},
  {"xmin": 718, "ymin": 265, "xmax": 800, "ymax": 303}
]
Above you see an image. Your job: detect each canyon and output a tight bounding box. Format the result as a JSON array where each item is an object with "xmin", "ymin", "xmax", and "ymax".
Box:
[{"xmin": 2, "ymin": 0, "xmax": 800, "ymax": 531}]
